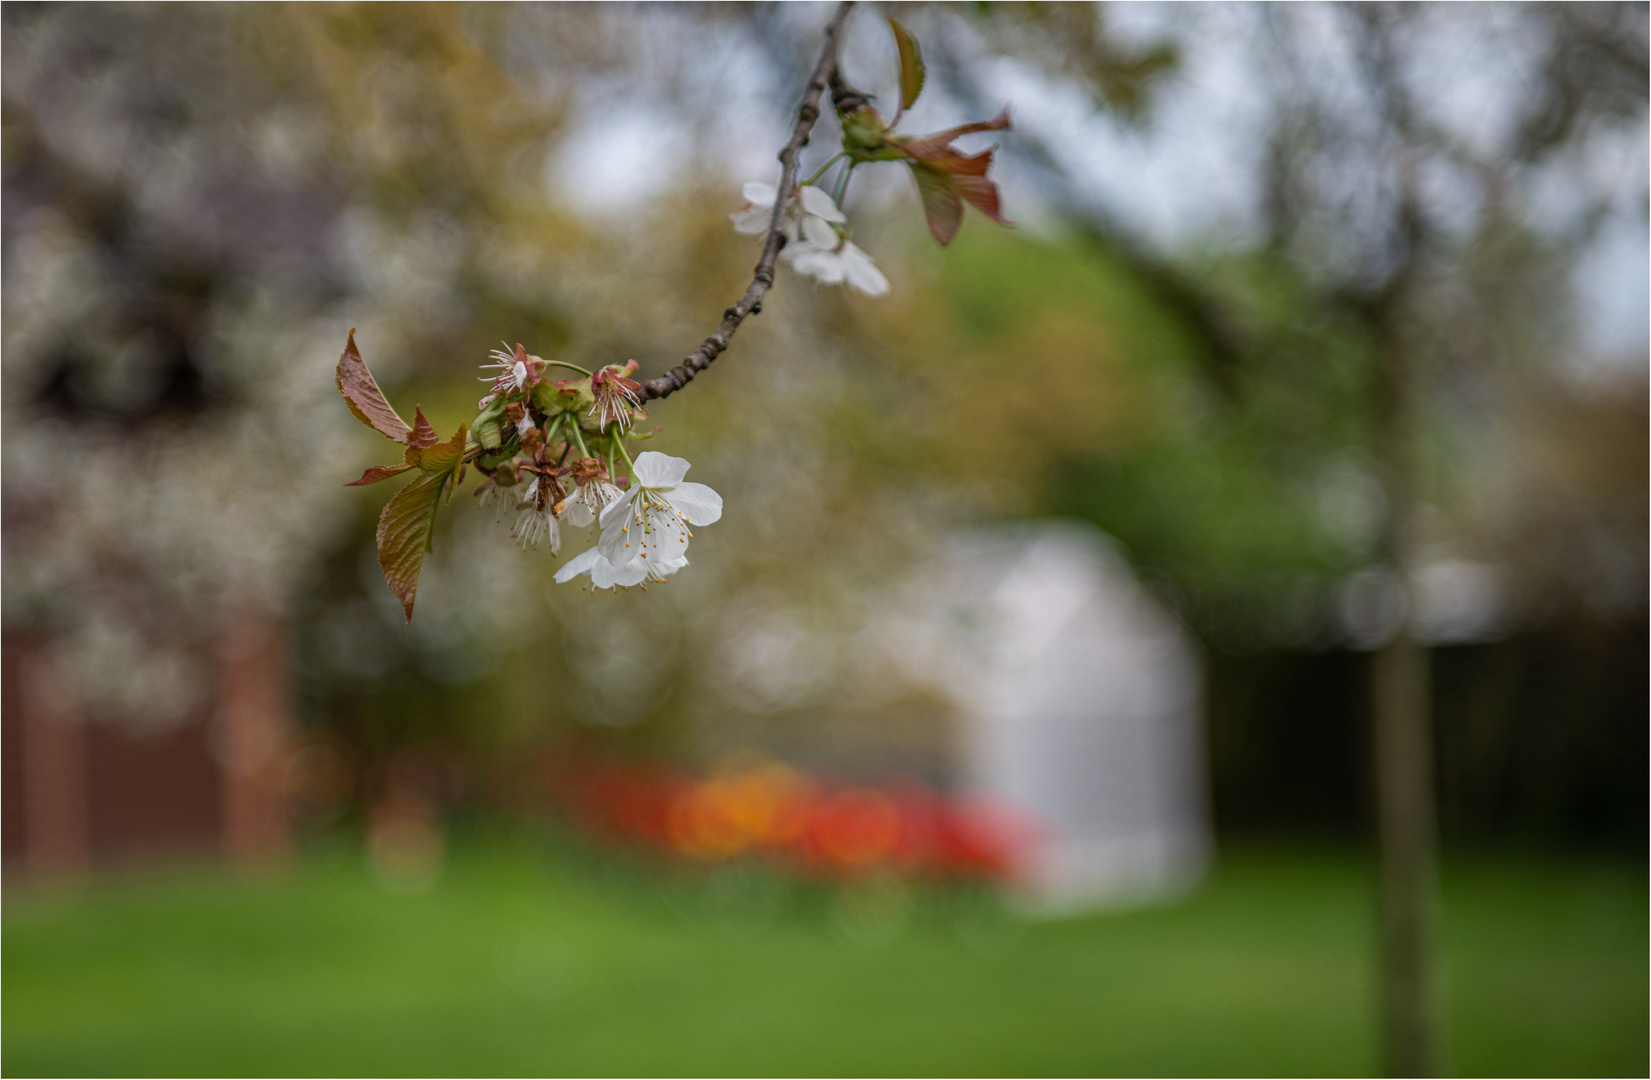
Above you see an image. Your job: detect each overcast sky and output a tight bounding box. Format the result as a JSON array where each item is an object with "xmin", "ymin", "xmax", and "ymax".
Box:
[{"xmin": 545, "ymin": 3, "xmax": 1647, "ymax": 377}]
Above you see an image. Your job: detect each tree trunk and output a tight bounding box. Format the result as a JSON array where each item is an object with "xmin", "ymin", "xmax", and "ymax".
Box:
[
  {"xmin": 1374, "ymin": 635, "xmax": 1443, "ymax": 1076},
  {"xmin": 1373, "ymin": 331, "xmax": 1446, "ymax": 1077}
]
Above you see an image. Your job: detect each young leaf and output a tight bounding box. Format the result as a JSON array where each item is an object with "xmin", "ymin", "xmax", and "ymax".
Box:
[
  {"xmin": 376, "ymin": 469, "xmax": 450, "ymax": 624},
  {"xmin": 337, "ymin": 330, "xmax": 414, "ymax": 444},
  {"xmin": 407, "ymin": 406, "xmax": 442, "ymax": 451},
  {"xmin": 415, "ymin": 421, "xmax": 467, "ymax": 474},
  {"xmin": 911, "ymin": 165, "xmax": 965, "ymax": 246},
  {"xmin": 890, "ymin": 19, "xmax": 926, "ymax": 113},
  {"xmin": 369, "ymin": 422, "xmax": 468, "ymax": 623},
  {"xmin": 345, "ymin": 462, "xmax": 415, "ymax": 487},
  {"xmin": 895, "ymin": 110, "xmax": 1014, "ymax": 244},
  {"xmin": 898, "ymin": 109, "xmax": 1012, "ymax": 155}
]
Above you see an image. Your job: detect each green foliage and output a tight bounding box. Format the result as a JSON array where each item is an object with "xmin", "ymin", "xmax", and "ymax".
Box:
[
  {"xmin": 889, "ymin": 18, "xmax": 926, "ymax": 114},
  {"xmin": 856, "ymin": 225, "xmax": 1378, "ymax": 644},
  {"xmin": 376, "ymin": 423, "xmax": 467, "ymax": 625}
]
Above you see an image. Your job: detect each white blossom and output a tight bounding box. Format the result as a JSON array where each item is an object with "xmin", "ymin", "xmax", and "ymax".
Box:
[
  {"xmin": 597, "ymin": 451, "xmax": 721, "ymax": 570},
  {"xmin": 553, "ymin": 547, "xmax": 687, "ymax": 590},
  {"xmin": 731, "ymin": 181, "xmax": 842, "ymax": 239},
  {"xmin": 787, "ymin": 239, "xmax": 890, "ymax": 297},
  {"xmin": 730, "ymin": 181, "xmax": 888, "ymax": 297},
  {"xmin": 474, "ymin": 477, "xmax": 522, "ymax": 520},
  {"xmin": 562, "ymin": 478, "xmax": 622, "ymax": 527}
]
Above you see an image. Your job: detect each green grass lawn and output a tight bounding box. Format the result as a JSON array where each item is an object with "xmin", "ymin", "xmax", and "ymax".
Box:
[{"xmin": 3, "ymin": 838, "xmax": 1644, "ymax": 1077}]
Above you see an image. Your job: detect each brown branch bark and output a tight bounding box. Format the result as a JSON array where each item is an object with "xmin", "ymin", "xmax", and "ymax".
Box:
[{"xmin": 638, "ymin": 0, "xmax": 853, "ymax": 402}]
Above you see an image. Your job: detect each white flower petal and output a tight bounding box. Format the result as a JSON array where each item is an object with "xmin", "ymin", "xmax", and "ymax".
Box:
[
  {"xmin": 591, "ymin": 553, "xmax": 649, "ymax": 589},
  {"xmin": 644, "ymin": 554, "xmax": 689, "ymax": 581},
  {"xmin": 637, "ymin": 501, "xmax": 690, "ymax": 563},
  {"xmin": 800, "ymin": 214, "xmax": 839, "ymax": 251},
  {"xmin": 553, "ymin": 547, "xmax": 602, "ymax": 584},
  {"xmin": 842, "ymin": 243, "xmax": 890, "ymax": 297},
  {"xmin": 598, "ymin": 487, "xmax": 638, "ymax": 529},
  {"xmin": 789, "ymin": 247, "xmax": 847, "ymax": 285},
  {"xmin": 742, "ymin": 181, "xmax": 778, "ymax": 206},
  {"xmin": 598, "ymin": 512, "xmax": 641, "ymax": 567},
  {"xmin": 798, "ymin": 184, "xmax": 847, "ymax": 223},
  {"xmin": 667, "ymin": 482, "xmax": 722, "ymax": 526},
  {"xmin": 564, "ymin": 501, "xmax": 594, "ymax": 527},
  {"xmin": 631, "ymin": 451, "xmax": 690, "ymax": 489},
  {"xmin": 730, "ymin": 204, "xmax": 771, "ymax": 236}
]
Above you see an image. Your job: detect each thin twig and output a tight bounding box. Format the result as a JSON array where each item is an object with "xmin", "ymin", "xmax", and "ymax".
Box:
[{"xmin": 639, "ymin": 0, "xmax": 854, "ymax": 401}]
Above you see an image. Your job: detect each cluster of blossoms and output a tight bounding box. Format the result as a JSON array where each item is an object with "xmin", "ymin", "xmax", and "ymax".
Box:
[
  {"xmin": 471, "ymin": 345, "xmax": 722, "ymax": 591},
  {"xmin": 337, "ymin": 333, "xmax": 720, "ymax": 622},
  {"xmin": 731, "ymin": 18, "xmax": 1010, "ymax": 298}
]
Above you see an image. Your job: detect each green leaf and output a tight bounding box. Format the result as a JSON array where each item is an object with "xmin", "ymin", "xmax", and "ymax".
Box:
[
  {"xmin": 376, "ymin": 469, "xmax": 449, "ymax": 625},
  {"xmin": 530, "ymin": 381, "xmax": 571, "ymax": 413},
  {"xmin": 336, "ymin": 330, "xmax": 413, "ymax": 444},
  {"xmin": 415, "ymin": 421, "xmax": 467, "ymax": 473},
  {"xmin": 890, "ymin": 19, "xmax": 926, "ymax": 113},
  {"xmin": 372, "ymin": 421, "xmax": 469, "ymax": 623}
]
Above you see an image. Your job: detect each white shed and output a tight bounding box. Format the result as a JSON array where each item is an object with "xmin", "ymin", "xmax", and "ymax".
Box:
[{"xmin": 907, "ymin": 521, "xmax": 1211, "ymax": 912}]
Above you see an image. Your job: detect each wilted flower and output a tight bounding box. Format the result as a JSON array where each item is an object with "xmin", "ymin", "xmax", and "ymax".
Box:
[
  {"xmin": 473, "ymin": 467, "xmax": 523, "ymax": 521},
  {"xmin": 590, "ymin": 360, "xmax": 643, "ymax": 431},
  {"xmin": 598, "ymin": 451, "xmax": 721, "ymax": 570},
  {"xmin": 511, "ymin": 476, "xmax": 562, "ymax": 553},
  {"xmin": 561, "ymin": 458, "xmax": 622, "ymax": 527}
]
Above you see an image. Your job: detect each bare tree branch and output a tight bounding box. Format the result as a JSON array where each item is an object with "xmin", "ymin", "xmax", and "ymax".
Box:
[{"xmin": 639, "ymin": 1, "xmax": 854, "ymax": 402}]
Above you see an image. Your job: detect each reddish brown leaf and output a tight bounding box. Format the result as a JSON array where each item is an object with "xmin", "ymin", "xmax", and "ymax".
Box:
[
  {"xmin": 337, "ymin": 330, "xmax": 413, "ymax": 444},
  {"xmin": 911, "ymin": 164, "xmax": 965, "ymax": 246},
  {"xmin": 890, "ymin": 19, "xmax": 926, "ymax": 113},
  {"xmin": 408, "ymin": 406, "xmax": 442, "ymax": 451},
  {"xmin": 376, "ymin": 469, "xmax": 450, "ymax": 624},
  {"xmin": 345, "ymin": 462, "xmax": 415, "ymax": 487},
  {"xmin": 368, "ymin": 422, "xmax": 469, "ymax": 623},
  {"xmin": 953, "ymin": 171, "xmax": 1010, "ymax": 224},
  {"xmin": 898, "ymin": 110, "xmax": 1012, "ymax": 160}
]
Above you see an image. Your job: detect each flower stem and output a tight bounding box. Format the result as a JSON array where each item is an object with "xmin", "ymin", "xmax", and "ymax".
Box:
[
  {"xmin": 570, "ymin": 423, "xmax": 591, "ymax": 459},
  {"xmin": 612, "ymin": 433, "xmax": 637, "ymax": 471},
  {"xmin": 541, "ymin": 359, "xmax": 592, "ymax": 377},
  {"xmin": 804, "ymin": 151, "xmax": 847, "ymax": 187},
  {"xmin": 832, "ymin": 161, "xmax": 855, "ymax": 208}
]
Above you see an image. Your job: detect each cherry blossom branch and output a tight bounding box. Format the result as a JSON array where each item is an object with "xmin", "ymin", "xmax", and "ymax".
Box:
[{"xmin": 638, "ymin": 0, "xmax": 854, "ymax": 402}]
